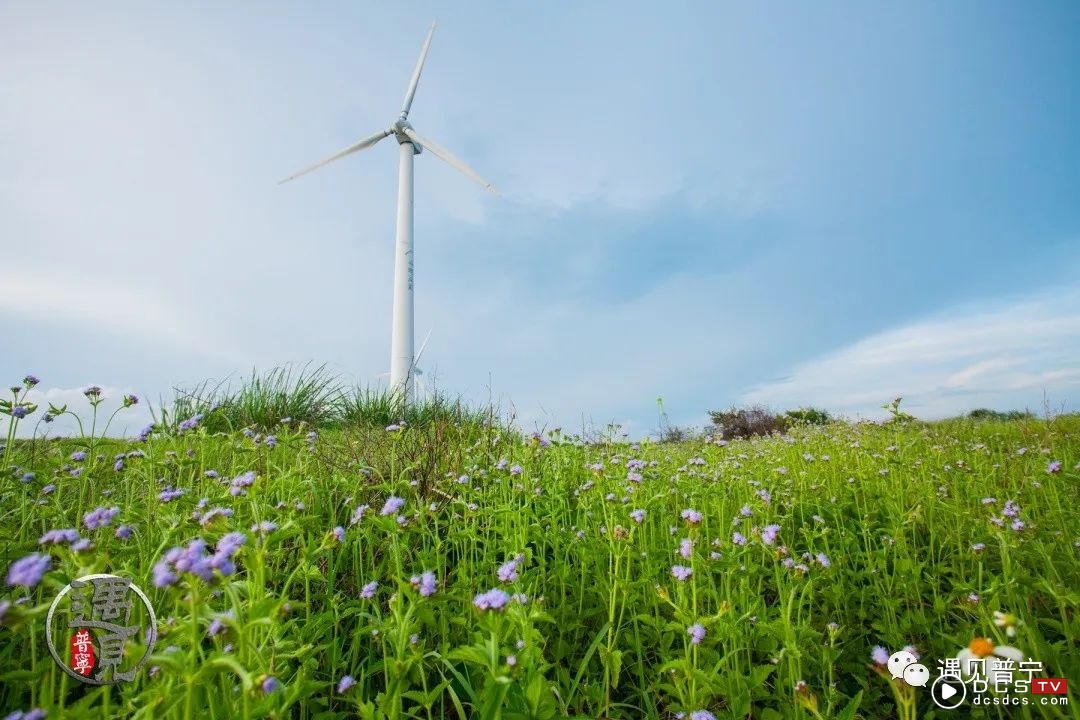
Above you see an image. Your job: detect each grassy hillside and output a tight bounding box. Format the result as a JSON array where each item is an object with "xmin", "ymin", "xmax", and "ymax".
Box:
[{"xmin": 1, "ymin": 384, "xmax": 1078, "ymax": 719}]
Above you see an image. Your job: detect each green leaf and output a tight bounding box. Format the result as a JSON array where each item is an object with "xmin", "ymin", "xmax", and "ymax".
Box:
[
  {"xmin": 836, "ymin": 690, "xmax": 863, "ymax": 720},
  {"xmin": 200, "ymin": 655, "xmax": 253, "ymax": 691},
  {"xmin": 598, "ymin": 646, "xmax": 622, "ymax": 689},
  {"xmin": 447, "ymin": 644, "xmax": 492, "ymax": 668},
  {"xmin": 748, "ymin": 664, "xmax": 775, "ymax": 689}
]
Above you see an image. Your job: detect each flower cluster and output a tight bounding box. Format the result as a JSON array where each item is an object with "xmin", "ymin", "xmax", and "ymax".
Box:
[
  {"xmin": 410, "ymin": 571, "xmax": 438, "ymax": 597},
  {"xmin": 473, "ymin": 588, "xmax": 512, "ymax": 611},
  {"xmin": 497, "ymin": 555, "xmax": 525, "ymax": 583},
  {"xmin": 153, "ymin": 533, "xmax": 246, "ymax": 588},
  {"xmin": 84, "ymin": 506, "xmax": 120, "ymax": 530},
  {"xmin": 5, "ymin": 553, "xmax": 51, "ymax": 588}
]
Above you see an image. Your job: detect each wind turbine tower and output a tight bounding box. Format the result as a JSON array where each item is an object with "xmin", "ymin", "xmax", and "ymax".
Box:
[{"xmin": 280, "ymin": 23, "xmax": 499, "ymax": 406}]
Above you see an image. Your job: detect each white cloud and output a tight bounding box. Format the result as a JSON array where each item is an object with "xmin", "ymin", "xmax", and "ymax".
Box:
[
  {"xmin": 738, "ymin": 287, "xmax": 1080, "ymax": 419},
  {"xmin": 0, "ymin": 272, "xmax": 252, "ymax": 366}
]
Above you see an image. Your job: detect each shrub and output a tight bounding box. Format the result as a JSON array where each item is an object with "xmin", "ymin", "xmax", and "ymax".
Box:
[
  {"xmin": 968, "ymin": 408, "xmax": 1035, "ymax": 421},
  {"xmin": 657, "ymin": 425, "xmax": 694, "ymax": 443},
  {"xmin": 707, "ymin": 405, "xmax": 791, "ymax": 440},
  {"xmin": 784, "ymin": 407, "xmax": 832, "ymax": 425}
]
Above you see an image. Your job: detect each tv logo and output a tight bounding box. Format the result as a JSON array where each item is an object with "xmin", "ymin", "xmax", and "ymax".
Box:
[{"xmin": 1032, "ymin": 679, "xmax": 1068, "ymax": 695}]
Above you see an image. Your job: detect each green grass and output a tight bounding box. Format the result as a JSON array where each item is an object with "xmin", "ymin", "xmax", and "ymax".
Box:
[{"xmin": 1, "ymin": 378, "xmax": 1078, "ymax": 720}]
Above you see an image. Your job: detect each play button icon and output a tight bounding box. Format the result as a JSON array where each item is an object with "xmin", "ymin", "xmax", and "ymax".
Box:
[{"xmin": 930, "ymin": 675, "xmax": 967, "ymax": 710}]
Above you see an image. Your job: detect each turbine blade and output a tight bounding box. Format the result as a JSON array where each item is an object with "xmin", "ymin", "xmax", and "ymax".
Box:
[
  {"xmin": 414, "ymin": 329, "xmax": 433, "ymax": 366},
  {"xmin": 279, "ymin": 129, "xmax": 392, "ymax": 184},
  {"xmin": 403, "ymin": 127, "xmax": 499, "ymax": 195},
  {"xmin": 400, "ymin": 22, "xmax": 437, "ymax": 119}
]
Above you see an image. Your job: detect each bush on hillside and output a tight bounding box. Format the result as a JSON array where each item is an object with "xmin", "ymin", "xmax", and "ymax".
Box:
[
  {"xmin": 707, "ymin": 405, "xmax": 791, "ymax": 440},
  {"xmin": 968, "ymin": 408, "xmax": 1035, "ymax": 421},
  {"xmin": 784, "ymin": 407, "xmax": 832, "ymax": 425}
]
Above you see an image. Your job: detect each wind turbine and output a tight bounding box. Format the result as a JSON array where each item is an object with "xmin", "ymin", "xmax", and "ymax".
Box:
[{"xmin": 280, "ymin": 22, "xmax": 498, "ymax": 407}]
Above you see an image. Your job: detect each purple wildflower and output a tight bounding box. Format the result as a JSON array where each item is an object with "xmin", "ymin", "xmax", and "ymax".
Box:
[
  {"xmin": 6, "ymin": 710, "xmax": 48, "ymax": 720},
  {"xmin": 158, "ymin": 487, "xmax": 183, "ymax": 503},
  {"xmin": 350, "ymin": 504, "xmax": 370, "ymax": 525},
  {"xmin": 972, "ymin": 542, "xmax": 986, "ymax": 552},
  {"xmin": 678, "ymin": 538, "xmax": 693, "ymax": 559},
  {"xmin": 137, "ymin": 424, "xmax": 154, "ymax": 442},
  {"xmin": 332, "ymin": 526, "xmax": 345, "ymax": 542},
  {"xmin": 41, "ymin": 484, "xmax": 55, "ymax": 495},
  {"xmin": 871, "ymin": 646, "xmax": 889, "ymax": 665},
  {"xmin": 23, "ymin": 375, "xmax": 40, "ymax": 389},
  {"xmin": 630, "ymin": 509, "xmax": 646, "ymax": 523},
  {"xmin": 1011, "ymin": 520, "xmax": 1025, "ymax": 532},
  {"xmin": 497, "ymin": 555, "xmax": 524, "ymax": 583},
  {"xmin": 153, "ymin": 559, "xmax": 178, "ymax": 588},
  {"xmin": 671, "ymin": 565, "xmax": 693, "ymax": 581},
  {"xmin": 261, "ymin": 676, "xmax": 279, "ymax": 694},
  {"xmin": 216, "ymin": 532, "xmax": 246, "ymax": 557},
  {"xmin": 70, "ymin": 451, "xmax": 87, "ymax": 462},
  {"xmin": 337, "ymin": 675, "xmax": 356, "ymax": 694},
  {"xmin": 12, "ymin": 406, "xmax": 29, "ymax": 419},
  {"xmin": 510, "ymin": 464, "xmax": 523, "ymax": 476},
  {"xmin": 84, "ymin": 506, "xmax": 120, "ymax": 530},
  {"xmin": 198, "ymin": 508, "xmax": 233, "ymax": 527},
  {"xmin": 381, "ymin": 496, "xmax": 405, "ymax": 516},
  {"xmin": 207, "ymin": 610, "xmax": 233, "ymax": 636},
  {"xmin": 251, "ymin": 521, "xmax": 277, "ymax": 534},
  {"xmin": 732, "ymin": 532, "xmax": 747, "ymax": 546},
  {"xmin": 681, "ymin": 508, "xmax": 703, "ymax": 524},
  {"xmin": 39, "ymin": 528, "xmax": 80, "ymax": 545},
  {"xmin": 688, "ymin": 623, "xmax": 706, "ymax": 644},
  {"xmin": 816, "ymin": 553, "xmax": 831, "ymax": 567},
  {"xmin": 761, "ymin": 524, "xmax": 781, "ymax": 546},
  {"xmin": 178, "ymin": 413, "xmax": 203, "ymax": 432},
  {"xmin": 6, "ymin": 553, "xmax": 51, "ymax": 588},
  {"xmin": 740, "ymin": 505, "xmax": 753, "ymax": 517},
  {"xmin": 360, "ymin": 580, "xmax": 378, "ymax": 599},
  {"xmin": 411, "ymin": 571, "xmax": 438, "ymax": 597},
  {"xmin": 115, "ymin": 525, "xmax": 134, "ymax": 540},
  {"xmin": 473, "ymin": 588, "xmax": 512, "ymax": 611},
  {"xmin": 1002, "ymin": 500, "xmax": 1020, "ymax": 518},
  {"xmin": 690, "ymin": 712, "xmax": 717, "ymax": 720}
]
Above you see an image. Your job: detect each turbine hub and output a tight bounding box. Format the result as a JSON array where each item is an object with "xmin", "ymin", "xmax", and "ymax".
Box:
[{"xmin": 392, "ymin": 120, "xmax": 421, "ymax": 153}]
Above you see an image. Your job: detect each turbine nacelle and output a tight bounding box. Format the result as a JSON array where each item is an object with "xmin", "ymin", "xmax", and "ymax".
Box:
[{"xmin": 392, "ymin": 119, "xmax": 422, "ymax": 152}]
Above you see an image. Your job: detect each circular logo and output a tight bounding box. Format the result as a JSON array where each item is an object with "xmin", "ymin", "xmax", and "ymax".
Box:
[
  {"xmin": 930, "ymin": 674, "xmax": 967, "ymax": 710},
  {"xmin": 45, "ymin": 574, "xmax": 157, "ymax": 685}
]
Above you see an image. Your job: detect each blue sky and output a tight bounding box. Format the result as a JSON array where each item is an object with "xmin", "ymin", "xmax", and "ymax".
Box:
[{"xmin": 2, "ymin": 1, "xmax": 1078, "ymax": 438}]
